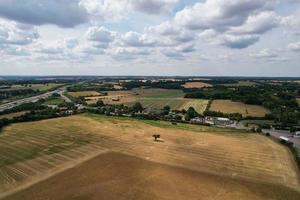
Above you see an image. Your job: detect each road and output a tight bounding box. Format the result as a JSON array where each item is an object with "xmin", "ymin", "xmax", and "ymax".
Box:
[
  {"xmin": 229, "ymin": 121, "xmax": 300, "ymax": 147},
  {"xmin": 0, "ymin": 86, "xmax": 69, "ymax": 112}
]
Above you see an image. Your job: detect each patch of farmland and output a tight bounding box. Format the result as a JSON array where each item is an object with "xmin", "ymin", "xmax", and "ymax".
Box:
[
  {"xmin": 136, "ymin": 98, "xmax": 186, "ymax": 110},
  {"xmin": 297, "ymin": 98, "xmax": 300, "ymax": 105},
  {"xmin": 0, "ymin": 115, "xmax": 299, "ymax": 199},
  {"xmin": 67, "ymin": 91, "xmax": 101, "ymax": 97},
  {"xmin": 44, "ymin": 97, "xmax": 65, "ymax": 105},
  {"xmin": 219, "ymin": 81, "xmax": 258, "ymax": 87},
  {"xmin": 0, "ymin": 111, "xmax": 28, "ymax": 120},
  {"xmin": 182, "ymin": 82, "xmax": 212, "ymax": 88},
  {"xmin": 180, "ymin": 99, "xmax": 209, "ymax": 113},
  {"xmin": 0, "ymin": 84, "xmax": 62, "ymax": 92},
  {"xmin": 210, "ymin": 100, "xmax": 270, "ymax": 117},
  {"xmin": 132, "ymin": 88, "xmax": 185, "ymax": 98},
  {"xmin": 5, "ymin": 152, "xmax": 300, "ymax": 200}
]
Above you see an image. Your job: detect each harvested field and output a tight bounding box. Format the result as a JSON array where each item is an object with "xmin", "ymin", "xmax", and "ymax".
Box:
[
  {"xmin": 210, "ymin": 100, "xmax": 270, "ymax": 117},
  {"xmin": 0, "ymin": 115, "xmax": 299, "ymax": 199},
  {"xmin": 183, "ymin": 81, "xmax": 212, "ymax": 88},
  {"xmin": 67, "ymin": 91, "xmax": 101, "ymax": 97},
  {"xmin": 4, "ymin": 152, "xmax": 300, "ymax": 200},
  {"xmin": 180, "ymin": 99, "xmax": 209, "ymax": 113}
]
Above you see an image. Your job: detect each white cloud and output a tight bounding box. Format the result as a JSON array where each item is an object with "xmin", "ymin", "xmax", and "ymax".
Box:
[
  {"xmin": 0, "ymin": 0, "xmax": 88, "ymax": 27},
  {"xmin": 0, "ymin": 19, "xmax": 38, "ymax": 46},
  {"xmin": 174, "ymin": 0, "xmax": 277, "ymax": 31},
  {"xmin": 288, "ymin": 42, "xmax": 300, "ymax": 51},
  {"xmin": 250, "ymin": 48, "xmax": 278, "ymax": 58},
  {"xmin": 121, "ymin": 31, "xmax": 155, "ymax": 47},
  {"xmin": 228, "ymin": 12, "xmax": 279, "ymax": 35},
  {"xmin": 281, "ymin": 14, "xmax": 300, "ymax": 35},
  {"xmin": 130, "ymin": 0, "xmax": 178, "ymax": 14},
  {"xmin": 221, "ymin": 34, "xmax": 259, "ymax": 49}
]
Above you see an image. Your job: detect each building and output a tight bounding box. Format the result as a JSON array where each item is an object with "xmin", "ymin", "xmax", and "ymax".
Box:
[
  {"xmin": 191, "ymin": 117, "xmax": 205, "ymax": 124},
  {"xmin": 204, "ymin": 117, "xmax": 233, "ymax": 126},
  {"xmin": 294, "ymin": 131, "xmax": 300, "ymax": 137}
]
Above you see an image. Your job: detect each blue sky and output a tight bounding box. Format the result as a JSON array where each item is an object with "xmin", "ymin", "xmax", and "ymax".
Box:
[{"xmin": 0, "ymin": 0, "xmax": 299, "ymax": 76}]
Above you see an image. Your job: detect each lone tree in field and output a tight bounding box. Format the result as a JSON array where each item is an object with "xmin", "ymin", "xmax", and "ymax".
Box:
[{"xmin": 152, "ymin": 134, "xmax": 160, "ymax": 141}]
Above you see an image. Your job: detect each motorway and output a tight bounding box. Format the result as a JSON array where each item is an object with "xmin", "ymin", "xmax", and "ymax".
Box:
[{"xmin": 0, "ymin": 86, "xmax": 69, "ymax": 112}]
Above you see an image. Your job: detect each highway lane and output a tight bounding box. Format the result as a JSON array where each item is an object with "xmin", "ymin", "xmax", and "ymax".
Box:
[{"xmin": 0, "ymin": 86, "xmax": 68, "ymax": 112}]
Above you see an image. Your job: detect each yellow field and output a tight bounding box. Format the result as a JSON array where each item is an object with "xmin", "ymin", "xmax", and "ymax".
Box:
[
  {"xmin": 182, "ymin": 82, "xmax": 212, "ymax": 88},
  {"xmin": 67, "ymin": 91, "xmax": 102, "ymax": 97},
  {"xmin": 179, "ymin": 99, "xmax": 209, "ymax": 113},
  {"xmin": 210, "ymin": 100, "xmax": 270, "ymax": 117},
  {"xmin": 0, "ymin": 115, "xmax": 299, "ymax": 199},
  {"xmin": 0, "ymin": 111, "xmax": 28, "ymax": 119}
]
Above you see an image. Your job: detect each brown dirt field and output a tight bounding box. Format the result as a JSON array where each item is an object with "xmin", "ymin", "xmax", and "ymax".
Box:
[
  {"xmin": 0, "ymin": 115, "xmax": 299, "ymax": 199},
  {"xmin": 4, "ymin": 152, "xmax": 300, "ymax": 200},
  {"xmin": 0, "ymin": 111, "xmax": 28, "ymax": 119},
  {"xmin": 210, "ymin": 100, "xmax": 270, "ymax": 117},
  {"xmin": 182, "ymin": 81, "xmax": 212, "ymax": 88}
]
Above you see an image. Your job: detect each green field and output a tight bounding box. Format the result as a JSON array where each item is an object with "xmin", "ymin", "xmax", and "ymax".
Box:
[
  {"xmin": 125, "ymin": 89, "xmax": 208, "ymax": 113},
  {"xmin": 44, "ymin": 97, "xmax": 65, "ymax": 105},
  {"xmin": 220, "ymin": 81, "xmax": 258, "ymax": 87},
  {"xmin": 133, "ymin": 88, "xmax": 184, "ymax": 98},
  {"xmin": 0, "ymin": 83, "xmax": 63, "ymax": 92}
]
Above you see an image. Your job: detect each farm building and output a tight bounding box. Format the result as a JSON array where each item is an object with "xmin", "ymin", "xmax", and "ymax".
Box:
[
  {"xmin": 204, "ymin": 117, "xmax": 233, "ymax": 126},
  {"xmin": 191, "ymin": 117, "xmax": 205, "ymax": 124}
]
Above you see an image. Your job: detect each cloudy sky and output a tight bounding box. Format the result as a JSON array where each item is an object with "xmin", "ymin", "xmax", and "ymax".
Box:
[{"xmin": 0, "ymin": 0, "xmax": 300, "ymax": 76}]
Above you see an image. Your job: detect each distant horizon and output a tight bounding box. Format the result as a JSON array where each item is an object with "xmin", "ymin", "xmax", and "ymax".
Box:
[
  {"xmin": 0, "ymin": 0, "xmax": 299, "ymax": 76},
  {"xmin": 0, "ymin": 75, "xmax": 300, "ymax": 79}
]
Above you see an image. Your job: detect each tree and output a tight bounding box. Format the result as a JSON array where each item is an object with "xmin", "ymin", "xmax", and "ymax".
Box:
[
  {"xmin": 132, "ymin": 102, "xmax": 143, "ymax": 113},
  {"xmin": 162, "ymin": 105, "xmax": 171, "ymax": 115},
  {"xmin": 152, "ymin": 134, "xmax": 160, "ymax": 141},
  {"xmin": 185, "ymin": 107, "xmax": 198, "ymax": 121},
  {"xmin": 96, "ymin": 100, "xmax": 104, "ymax": 107}
]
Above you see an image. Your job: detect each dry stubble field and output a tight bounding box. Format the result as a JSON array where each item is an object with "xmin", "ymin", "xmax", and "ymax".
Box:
[
  {"xmin": 210, "ymin": 99, "xmax": 270, "ymax": 117},
  {"xmin": 0, "ymin": 114, "xmax": 299, "ymax": 200}
]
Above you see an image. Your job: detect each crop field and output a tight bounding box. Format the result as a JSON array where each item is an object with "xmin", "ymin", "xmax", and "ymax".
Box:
[
  {"xmin": 67, "ymin": 91, "xmax": 102, "ymax": 97},
  {"xmin": 135, "ymin": 98, "xmax": 208, "ymax": 113},
  {"xmin": 0, "ymin": 84, "xmax": 62, "ymax": 92},
  {"xmin": 210, "ymin": 100, "xmax": 270, "ymax": 117},
  {"xmin": 219, "ymin": 81, "xmax": 258, "ymax": 87},
  {"xmin": 297, "ymin": 98, "xmax": 300, "ymax": 105},
  {"xmin": 0, "ymin": 115, "xmax": 299, "ymax": 199},
  {"xmin": 85, "ymin": 88, "xmax": 186, "ymax": 106},
  {"xmin": 180, "ymin": 99, "xmax": 209, "ymax": 113},
  {"xmin": 0, "ymin": 111, "xmax": 28, "ymax": 119},
  {"xmin": 182, "ymin": 81, "xmax": 212, "ymax": 88},
  {"xmin": 44, "ymin": 97, "xmax": 65, "ymax": 105}
]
